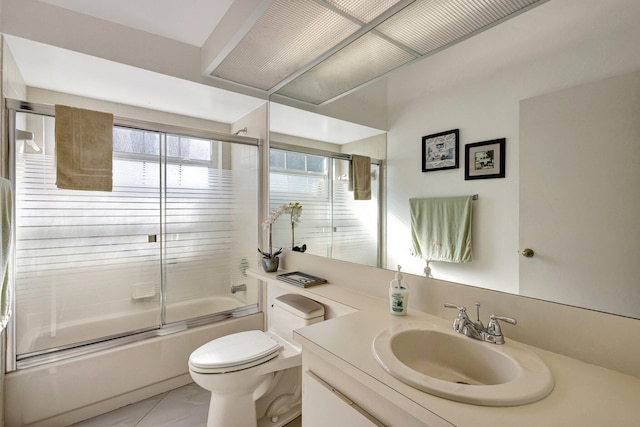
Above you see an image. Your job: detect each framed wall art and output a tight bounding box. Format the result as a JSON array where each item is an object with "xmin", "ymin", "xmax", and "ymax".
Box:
[
  {"xmin": 421, "ymin": 129, "xmax": 459, "ymax": 172},
  {"xmin": 464, "ymin": 138, "xmax": 506, "ymax": 180}
]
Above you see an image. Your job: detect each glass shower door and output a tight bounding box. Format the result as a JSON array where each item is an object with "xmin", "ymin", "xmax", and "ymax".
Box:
[
  {"xmin": 11, "ymin": 106, "xmax": 261, "ymax": 365},
  {"xmin": 163, "ymin": 136, "xmax": 260, "ymax": 323},
  {"xmin": 14, "ymin": 113, "xmax": 162, "ymax": 356}
]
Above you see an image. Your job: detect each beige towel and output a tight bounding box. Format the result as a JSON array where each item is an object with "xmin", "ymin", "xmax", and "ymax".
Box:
[
  {"xmin": 55, "ymin": 105, "xmax": 114, "ymax": 191},
  {"xmin": 348, "ymin": 154, "xmax": 371, "ymax": 200}
]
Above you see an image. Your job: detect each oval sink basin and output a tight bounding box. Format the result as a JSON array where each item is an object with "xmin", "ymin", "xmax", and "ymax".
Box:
[{"xmin": 372, "ymin": 324, "xmax": 554, "ymax": 406}]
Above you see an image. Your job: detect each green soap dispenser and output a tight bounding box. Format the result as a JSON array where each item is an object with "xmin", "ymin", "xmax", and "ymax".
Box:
[{"xmin": 389, "ymin": 265, "xmax": 409, "ymax": 316}]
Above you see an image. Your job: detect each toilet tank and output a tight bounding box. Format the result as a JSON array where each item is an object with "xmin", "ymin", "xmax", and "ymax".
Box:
[{"xmin": 270, "ymin": 294, "xmax": 325, "ymax": 343}]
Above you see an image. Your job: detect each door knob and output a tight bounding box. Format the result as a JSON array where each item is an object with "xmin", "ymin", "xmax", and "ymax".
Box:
[{"xmin": 521, "ymin": 248, "xmax": 534, "ymax": 258}]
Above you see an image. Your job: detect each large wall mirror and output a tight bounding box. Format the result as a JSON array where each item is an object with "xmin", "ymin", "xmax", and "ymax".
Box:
[
  {"xmin": 3, "ymin": 0, "xmax": 638, "ymax": 321},
  {"xmin": 268, "ymin": 0, "xmax": 640, "ymax": 320}
]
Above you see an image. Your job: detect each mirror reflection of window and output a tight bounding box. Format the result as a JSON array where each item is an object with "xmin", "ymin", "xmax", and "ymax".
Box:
[{"xmin": 269, "ymin": 148, "xmax": 380, "ymax": 267}]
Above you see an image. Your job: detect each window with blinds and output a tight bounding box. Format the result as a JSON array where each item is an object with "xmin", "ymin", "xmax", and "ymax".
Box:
[
  {"xmin": 269, "ymin": 148, "xmax": 379, "ymax": 267},
  {"xmin": 13, "ymin": 112, "xmax": 259, "ymax": 358}
]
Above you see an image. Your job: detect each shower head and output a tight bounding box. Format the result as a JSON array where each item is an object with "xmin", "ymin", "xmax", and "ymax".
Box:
[
  {"xmin": 16, "ymin": 129, "xmax": 41, "ymax": 152},
  {"xmin": 16, "ymin": 129, "xmax": 34, "ymax": 141},
  {"xmin": 234, "ymin": 127, "xmax": 248, "ymax": 135}
]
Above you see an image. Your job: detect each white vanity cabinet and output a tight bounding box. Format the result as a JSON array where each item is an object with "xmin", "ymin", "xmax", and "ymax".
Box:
[
  {"xmin": 299, "ymin": 339, "xmax": 454, "ymax": 427},
  {"xmin": 302, "ymin": 371, "xmax": 383, "ymax": 427}
]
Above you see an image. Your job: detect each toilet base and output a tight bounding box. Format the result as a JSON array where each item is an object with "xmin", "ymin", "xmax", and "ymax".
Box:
[
  {"xmin": 194, "ymin": 365, "xmax": 301, "ymax": 427},
  {"xmin": 257, "ymin": 404, "xmax": 300, "ymax": 427},
  {"xmin": 204, "ymin": 385, "xmax": 300, "ymax": 427},
  {"xmin": 255, "ymin": 366, "xmax": 301, "ymax": 424},
  {"xmin": 205, "ymin": 372, "xmax": 275, "ymax": 427},
  {"xmin": 207, "ymin": 392, "xmax": 258, "ymax": 427}
]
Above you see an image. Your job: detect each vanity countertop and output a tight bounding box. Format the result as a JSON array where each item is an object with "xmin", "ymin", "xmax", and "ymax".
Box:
[{"xmin": 248, "ymin": 268, "xmax": 640, "ymax": 426}]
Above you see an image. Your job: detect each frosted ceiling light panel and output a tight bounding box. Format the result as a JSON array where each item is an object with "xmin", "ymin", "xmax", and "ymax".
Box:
[
  {"xmin": 211, "ymin": 0, "xmax": 360, "ymax": 90},
  {"xmin": 324, "ymin": 0, "xmax": 404, "ymax": 23},
  {"xmin": 277, "ymin": 32, "xmax": 415, "ymax": 105},
  {"xmin": 377, "ymin": 0, "xmax": 541, "ymax": 55}
]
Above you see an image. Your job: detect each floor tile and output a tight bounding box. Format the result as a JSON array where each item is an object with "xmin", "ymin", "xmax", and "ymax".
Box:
[
  {"xmin": 70, "ymin": 383, "xmax": 302, "ymax": 427},
  {"xmin": 136, "ymin": 384, "xmax": 209, "ymax": 427},
  {"xmin": 69, "ymin": 392, "xmax": 167, "ymax": 426}
]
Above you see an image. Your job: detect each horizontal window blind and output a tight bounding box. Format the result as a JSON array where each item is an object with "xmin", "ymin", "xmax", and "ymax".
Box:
[{"xmin": 14, "ymin": 117, "xmax": 260, "ymax": 356}]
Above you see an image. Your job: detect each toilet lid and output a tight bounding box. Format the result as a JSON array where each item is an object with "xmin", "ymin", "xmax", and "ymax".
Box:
[{"xmin": 189, "ymin": 330, "xmax": 281, "ymax": 373}]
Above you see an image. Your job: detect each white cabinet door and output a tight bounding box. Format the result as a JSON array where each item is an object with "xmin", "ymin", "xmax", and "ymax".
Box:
[{"xmin": 302, "ymin": 371, "xmax": 385, "ymax": 427}]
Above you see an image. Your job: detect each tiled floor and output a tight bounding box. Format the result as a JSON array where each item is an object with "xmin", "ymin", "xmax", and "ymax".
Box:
[{"xmin": 69, "ymin": 383, "xmax": 301, "ymax": 427}]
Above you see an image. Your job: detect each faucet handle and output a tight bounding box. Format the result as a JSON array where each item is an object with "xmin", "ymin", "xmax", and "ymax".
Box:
[
  {"xmin": 490, "ymin": 314, "xmax": 517, "ymax": 325},
  {"xmin": 444, "ymin": 302, "xmax": 467, "ymax": 313},
  {"xmin": 444, "ymin": 303, "xmax": 469, "ymax": 333},
  {"xmin": 486, "ymin": 314, "xmax": 517, "ymax": 344}
]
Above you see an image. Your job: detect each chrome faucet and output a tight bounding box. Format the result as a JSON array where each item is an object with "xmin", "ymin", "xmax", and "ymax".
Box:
[
  {"xmin": 444, "ymin": 302, "xmax": 517, "ymax": 345},
  {"xmin": 231, "ymin": 284, "xmax": 247, "ymax": 294}
]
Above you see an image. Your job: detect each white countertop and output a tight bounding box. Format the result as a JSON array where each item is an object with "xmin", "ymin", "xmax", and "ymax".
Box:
[{"xmin": 248, "ymin": 268, "xmax": 640, "ymax": 426}]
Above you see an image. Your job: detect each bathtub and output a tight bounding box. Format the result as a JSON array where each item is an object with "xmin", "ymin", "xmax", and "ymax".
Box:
[
  {"xmin": 6, "ymin": 310, "xmax": 264, "ymax": 426},
  {"xmin": 18, "ymin": 295, "xmax": 253, "ymax": 357},
  {"xmin": 165, "ymin": 295, "xmax": 248, "ymax": 323}
]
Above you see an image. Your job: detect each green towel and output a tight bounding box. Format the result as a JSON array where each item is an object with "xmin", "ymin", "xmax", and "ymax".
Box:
[
  {"xmin": 409, "ymin": 196, "xmax": 473, "ymax": 263},
  {"xmin": 1, "ymin": 177, "xmax": 13, "ymax": 331}
]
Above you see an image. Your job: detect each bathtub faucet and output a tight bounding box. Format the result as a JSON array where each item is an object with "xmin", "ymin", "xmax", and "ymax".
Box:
[{"xmin": 231, "ymin": 284, "xmax": 247, "ymax": 294}]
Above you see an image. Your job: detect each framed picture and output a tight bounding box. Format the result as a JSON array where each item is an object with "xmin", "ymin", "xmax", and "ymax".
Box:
[
  {"xmin": 465, "ymin": 138, "xmax": 506, "ymax": 180},
  {"xmin": 422, "ymin": 129, "xmax": 459, "ymax": 172}
]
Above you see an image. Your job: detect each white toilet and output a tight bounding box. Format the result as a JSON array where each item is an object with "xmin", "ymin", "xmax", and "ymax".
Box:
[{"xmin": 189, "ymin": 293, "xmax": 325, "ymax": 427}]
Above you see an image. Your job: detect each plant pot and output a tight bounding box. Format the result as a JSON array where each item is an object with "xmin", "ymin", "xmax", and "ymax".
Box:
[{"xmin": 261, "ymin": 256, "xmax": 279, "ymax": 273}]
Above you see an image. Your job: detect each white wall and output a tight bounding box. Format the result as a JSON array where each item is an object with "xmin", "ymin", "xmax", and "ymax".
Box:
[
  {"xmin": 387, "ymin": 71, "xmax": 520, "ymax": 292},
  {"xmin": 384, "ymin": 0, "xmax": 640, "ymax": 293},
  {"xmin": 2, "ymin": 38, "xmax": 26, "ymax": 101},
  {"xmin": 270, "ymin": 132, "xmax": 341, "ymax": 153},
  {"xmin": 27, "ymin": 88, "xmax": 231, "ymax": 134},
  {"xmin": 232, "ymin": 102, "xmax": 267, "ymax": 141},
  {"xmin": 341, "ymin": 134, "xmax": 386, "ymax": 162}
]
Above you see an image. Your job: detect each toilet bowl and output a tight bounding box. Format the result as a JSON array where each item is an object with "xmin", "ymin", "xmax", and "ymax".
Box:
[{"xmin": 189, "ymin": 293, "xmax": 325, "ymax": 427}]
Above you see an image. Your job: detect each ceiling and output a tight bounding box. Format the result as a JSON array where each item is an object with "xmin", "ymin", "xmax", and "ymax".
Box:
[
  {"xmin": 35, "ymin": 1, "xmax": 545, "ymax": 106},
  {"xmin": 37, "ymin": 0, "xmax": 234, "ymax": 47},
  {"xmin": 5, "ymin": 0, "xmax": 640, "ymax": 143}
]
